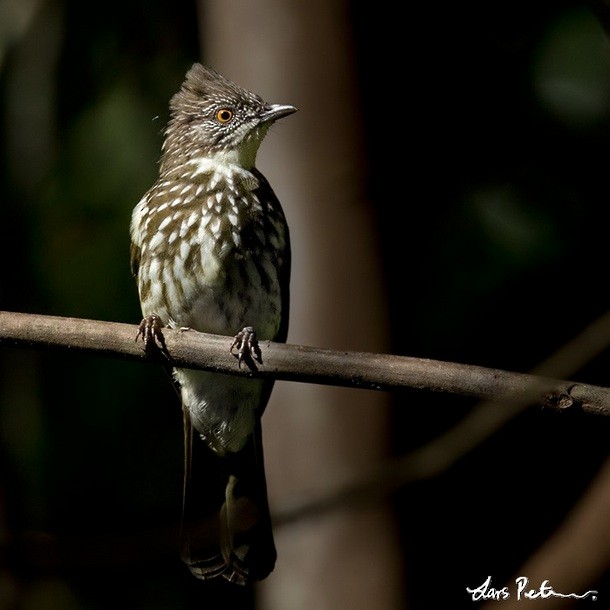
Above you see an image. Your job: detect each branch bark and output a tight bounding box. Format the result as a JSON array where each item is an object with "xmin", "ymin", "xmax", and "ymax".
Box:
[{"xmin": 1, "ymin": 310, "xmax": 609, "ymax": 417}]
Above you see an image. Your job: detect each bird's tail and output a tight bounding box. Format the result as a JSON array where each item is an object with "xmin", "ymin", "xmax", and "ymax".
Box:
[{"xmin": 180, "ymin": 410, "xmax": 276, "ymax": 585}]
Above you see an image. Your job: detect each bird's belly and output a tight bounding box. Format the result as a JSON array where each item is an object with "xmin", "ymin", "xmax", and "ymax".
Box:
[
  {"xmin": 140, "ymin": 248, "xmax": 281, "ymax": 454},
  {"xmin": 140, "ymin": 246, "xmax": 283, "ymax": 340},
  {"xmin": 184, "ymin": 255, "xmax": 282, "ymax": 339},
  {"xmin": 135, "ymin": 202, "xmax": 286, "ymax": 456},
  {"xmin": 176, "ymin": 368, "xmax": 265, "ymax": 455}
]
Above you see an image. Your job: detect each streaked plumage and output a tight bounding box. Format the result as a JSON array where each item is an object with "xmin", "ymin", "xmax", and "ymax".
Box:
[{"xmin": 130, "ymin": 64, "xmax": 295, "ymax": 583}]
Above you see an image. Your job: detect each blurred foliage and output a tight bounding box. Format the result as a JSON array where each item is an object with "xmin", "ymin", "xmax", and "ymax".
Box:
[
  {"xmin": 1, "ymin": 1, "xmax": 610, "ymax": 609},
  {"xmin": 353, "ymin": 2, "xmax": 610, "ymax": 608},
  {"xmin": 0, "ymin": 1, "xmax": 211, "ymax": 608},
  {"xmin": 533, "ymin": 8, "xmax": 610, "ymax": 127},
  {"xmin": 34, "ymin": 79, "xmax": 159, "ymax": 320}
]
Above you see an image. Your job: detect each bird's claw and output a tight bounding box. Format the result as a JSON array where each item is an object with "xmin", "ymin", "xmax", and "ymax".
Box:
[
  {"xmin": 230, "ymin": 326, "xmax": 263, "ymax": 368},
  {"xmin": 136, "ymin": 314, "xmax": 169, "ymax": 356}
]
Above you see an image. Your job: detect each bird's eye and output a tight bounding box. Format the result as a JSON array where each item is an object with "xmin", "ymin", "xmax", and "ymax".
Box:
[{"xmin": 216, "ymin": 109, "xmax": 233, "ymax": 123}]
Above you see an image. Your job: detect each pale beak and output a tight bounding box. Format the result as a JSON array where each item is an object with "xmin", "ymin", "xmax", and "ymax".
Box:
[{"xmin": 259, "ymin": 104, "xmax": 298, "ymax": 124}]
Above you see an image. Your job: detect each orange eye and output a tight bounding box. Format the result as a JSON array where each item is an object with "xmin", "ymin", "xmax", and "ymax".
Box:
[{"xmin": 216, "ymin": 108, "xmax": 233, "ymax": 123}]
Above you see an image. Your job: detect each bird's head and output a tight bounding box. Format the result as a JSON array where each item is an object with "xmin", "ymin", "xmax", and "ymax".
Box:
[{"xmin": 163, "ymin": 64, "xmax": 296, "ymax": 170}]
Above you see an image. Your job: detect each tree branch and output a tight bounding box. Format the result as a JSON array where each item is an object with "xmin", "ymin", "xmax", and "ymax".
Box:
[
  {"xmin": 1, "ymin": 310, "xmax": 609, "ymax": 417},
  {"xmin": 273, "ymin": 308, "xmax": 610, "ymax": 524}
]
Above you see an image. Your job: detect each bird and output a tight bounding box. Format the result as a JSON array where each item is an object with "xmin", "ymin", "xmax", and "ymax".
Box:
[{"xmin": 129, "ymin": 63, "xmax": 295, "ymax": 584}]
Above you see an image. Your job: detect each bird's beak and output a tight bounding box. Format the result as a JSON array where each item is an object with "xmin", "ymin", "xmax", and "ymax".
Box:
[{"xmin": 259, "ymin": 104, "xmax": 298, "ymax": 124}]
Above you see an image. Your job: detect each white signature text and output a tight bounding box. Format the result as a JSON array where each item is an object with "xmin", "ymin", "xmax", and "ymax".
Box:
[{"xmin": 466, "ymin": 576, "xmax": 598, "ymax": 602}]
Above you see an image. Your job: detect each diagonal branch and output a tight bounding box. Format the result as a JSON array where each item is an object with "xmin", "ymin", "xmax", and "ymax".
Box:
[
  {"xmin": 273, "ymin": 310, "xmax": 610, "ymax": 524},
  {"xmin": 1, "ymin": 310, "xmax": 610, "ymax": 417}
]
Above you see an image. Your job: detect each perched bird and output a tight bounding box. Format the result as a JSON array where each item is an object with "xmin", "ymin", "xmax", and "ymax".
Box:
[{"xmin": 130, "ymin": 63, "xmax": 295, "ymax": 584}]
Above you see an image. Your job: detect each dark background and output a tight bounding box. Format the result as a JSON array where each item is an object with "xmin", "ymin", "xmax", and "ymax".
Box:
[{"xmin": 1, "ymin": 0, "xmax": 610, "ymax": 608}]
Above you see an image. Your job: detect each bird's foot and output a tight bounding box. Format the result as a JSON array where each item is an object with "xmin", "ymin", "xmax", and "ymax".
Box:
[
  {"xmin": 230, "ymin": 326, "xmax": 263, "ymax": 368},
  {"xmin": 136, "ymin": 314, "xmax": 169, "ymax": 357}
]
